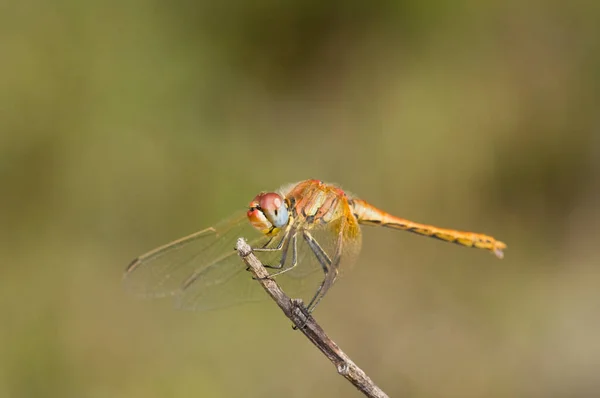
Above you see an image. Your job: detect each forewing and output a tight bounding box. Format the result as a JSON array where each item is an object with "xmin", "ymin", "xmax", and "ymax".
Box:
[
  {"xmin": 176, "ymin": 226, "xmax": 323, "ymax": 311},
  {"xmin": 124, "ymin": 207, "xmax": 363, "ymax": 312},
  {"xmin": 123, "ymin": 210, "xmax": 267, "ymax": 300}
]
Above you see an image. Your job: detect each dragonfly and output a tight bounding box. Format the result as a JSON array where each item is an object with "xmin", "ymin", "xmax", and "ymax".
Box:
[{"xmin": 124, "ymin": 179, "xmax": 506, "ymax": 312}]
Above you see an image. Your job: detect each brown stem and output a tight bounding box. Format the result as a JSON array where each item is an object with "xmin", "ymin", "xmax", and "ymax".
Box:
[{"xmin": 235, "ymin": 238, "xmax": 389, "ymax": 398}]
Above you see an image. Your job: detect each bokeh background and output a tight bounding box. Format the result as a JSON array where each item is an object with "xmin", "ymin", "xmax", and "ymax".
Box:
[{"xmin": 2, "ymin": 1, "xmax": 600, "ymax": 397}]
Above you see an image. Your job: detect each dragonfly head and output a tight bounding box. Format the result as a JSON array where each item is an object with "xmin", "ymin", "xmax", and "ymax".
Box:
[{"xmin": 247, "ymin": 192, "xmax": 289, "ymax": 235}]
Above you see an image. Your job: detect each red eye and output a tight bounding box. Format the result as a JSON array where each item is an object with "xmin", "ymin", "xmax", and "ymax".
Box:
[
  {"xmin": 247, "ymin": 192, "xmax": 289, "ymax": 232},
  {"xmin": 257, "ymin": 192, "xmax": 283, "ymax": 212}
]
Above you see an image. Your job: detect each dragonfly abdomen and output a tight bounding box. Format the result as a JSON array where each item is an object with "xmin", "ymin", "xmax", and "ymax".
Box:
[{"xmin": 351, "ymin": 198, "xmax": 506, "ymax": 259}]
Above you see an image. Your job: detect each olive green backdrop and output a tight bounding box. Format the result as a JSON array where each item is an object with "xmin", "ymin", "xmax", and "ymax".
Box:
[{"xmin": 1, "ymin": 1, "xmax": 599, "ymax": 397}]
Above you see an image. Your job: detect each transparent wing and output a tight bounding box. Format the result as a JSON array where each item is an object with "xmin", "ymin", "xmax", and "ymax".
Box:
[
  {"xmin": 175, "ymin": 221, "xmax": 328, "ymax": 312},
  {"xmin": 123, "ymin": 210, "xmax": 265, "ymax": 300},
  {"xmin": 299, "ymin": 210, "xmax": 363, "ymax": 311},
  {"xmin": 248, "ymin": 208, "xmax": 365, "ymax": 312},
  {"xmin": 306, "ymin": 213, "xmax": 363, "ymax": 279},
  {"xmin": 123, "ymin": 210, "xmax": 346, "ymax": 312}
]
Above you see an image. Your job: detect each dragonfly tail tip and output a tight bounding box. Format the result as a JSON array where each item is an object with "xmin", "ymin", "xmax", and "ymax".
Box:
[{"xmin": 493, "ymin": 248, "xmax": 505, "ymax": 259}]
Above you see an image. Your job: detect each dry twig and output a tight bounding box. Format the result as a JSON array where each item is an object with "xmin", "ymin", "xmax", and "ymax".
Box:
[{"xmin": 235, "ymin": 238, "xmax": 389, "ymax": 398}]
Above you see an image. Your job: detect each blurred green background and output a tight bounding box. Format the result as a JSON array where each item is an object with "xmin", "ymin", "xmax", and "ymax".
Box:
[{"xmin": 2, "ymin": 1, "xmax": 600, "ymax": 397}]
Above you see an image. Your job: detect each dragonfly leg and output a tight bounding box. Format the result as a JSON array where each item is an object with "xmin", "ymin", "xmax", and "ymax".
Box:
[
  {"xmin": 251, "ymin": 227, "xmax": 297, "ymax": 281},
  {"xmin": 308, "ymin": 259, "xmax": 340, "ymax": 313},
  {"xmin": 253, "ymin": 227, "xmax": 289, "ymax": 253},
  {"xmin": 251, "ymin": 226, "xmax": 292, "ymax": 272},
  {"xmin": 266, "ymin": 232, "xmax": 299, "ymax": 277},
  {"xmin": 258, "ymin": 235, "xmax": 276, "ymax": 249},
  {"xmin": 302, "ymin": 230, "xmax": 337, "ymax": 313}
]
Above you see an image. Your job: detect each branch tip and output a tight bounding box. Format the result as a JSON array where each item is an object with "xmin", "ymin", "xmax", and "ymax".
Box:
[
  {"xmin": 235, "ymin": 238, "xmax": 252, "ymax": 257},
  {"xmin": 235, "ymin": 236, "xmax": 390, "ymax": 398}
]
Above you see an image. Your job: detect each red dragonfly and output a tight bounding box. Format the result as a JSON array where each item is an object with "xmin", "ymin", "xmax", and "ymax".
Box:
[{"xmin": 124, "ymin": 180, "xmax": 506, "ymax": 312}]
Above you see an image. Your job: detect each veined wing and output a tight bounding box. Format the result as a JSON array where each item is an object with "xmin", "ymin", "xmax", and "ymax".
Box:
[
  {"xmin": 123, "ymin": 211, "xmax": 269, "ymax": 306},
  {"xmin": 123, "ymin": 210, "xmax": 331, "ymax": 312},
  {"xmin": 175, "ymin": 219, "xmax": 334, "ymax": 312},
  {"xmin": 299, "ymin": 208, "xmax": 363, "ymax": 311}
]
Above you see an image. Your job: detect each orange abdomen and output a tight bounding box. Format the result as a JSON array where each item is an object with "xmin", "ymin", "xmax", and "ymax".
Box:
[{"xmin": 351, "ymin": 198, "xmax": 506, "ymax": 258}]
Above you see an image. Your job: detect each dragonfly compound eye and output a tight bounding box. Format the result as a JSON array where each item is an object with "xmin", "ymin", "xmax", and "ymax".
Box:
[
  {"xmin": 247, "ymin": 192, "xmax": 289, "ymax": 233},
  {"xmin": 259, "ymin": 192, "xmax": 289, "ymax": 229},
  {"xmin": 247, "ymin": 192, "xmax": 288, "ymax": 233}
]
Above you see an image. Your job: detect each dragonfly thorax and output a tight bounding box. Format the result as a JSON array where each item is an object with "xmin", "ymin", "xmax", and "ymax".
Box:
[{"xmin": 247, "ymin": 192, "xmax": 290, "ymax": 236}]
